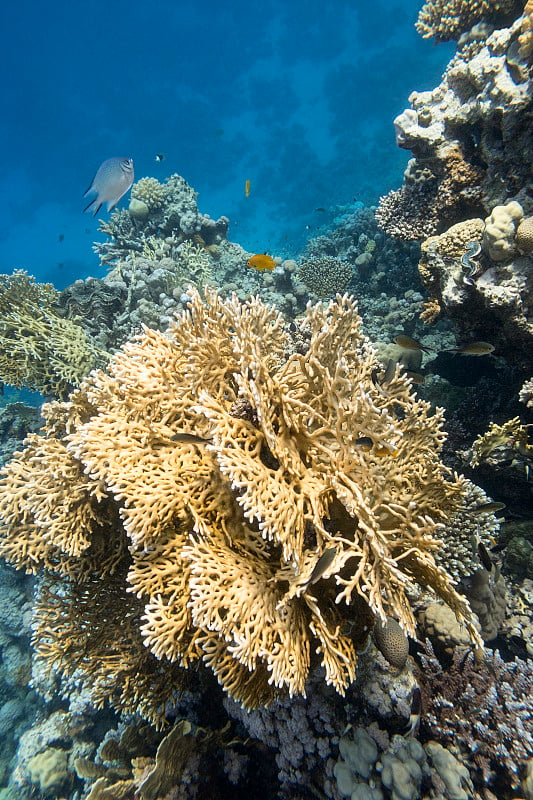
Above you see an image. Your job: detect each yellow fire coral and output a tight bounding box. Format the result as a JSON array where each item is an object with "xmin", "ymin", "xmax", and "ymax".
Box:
[
  {"xmin": 0, "ymin": 270, "xmax": 102, "ymax": 398},
  {"xmin": 0, "ymin": 289, "xmax": 482, "ymax": 716}
]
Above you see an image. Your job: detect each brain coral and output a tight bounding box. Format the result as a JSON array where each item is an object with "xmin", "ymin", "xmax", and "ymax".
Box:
[{"xmin": 0, "ymin": 289, "xmax": 481, "ymax": 717}]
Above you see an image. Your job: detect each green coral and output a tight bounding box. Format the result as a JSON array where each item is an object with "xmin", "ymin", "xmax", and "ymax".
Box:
[{"xmin": 0, "ymin": 271, "xmax": 102, "ymax": 399}]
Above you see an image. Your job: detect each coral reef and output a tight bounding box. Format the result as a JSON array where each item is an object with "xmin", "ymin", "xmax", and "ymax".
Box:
[
  {"xmin": 0, "ymin": 271, "xmax": 103, "ymax": 398},
  {"xmin": 380, "ymin": 2, "xmax": 533, "ymax": 370},
  {"xmin": 0, "ymin": 289, "xmax": 483, "ymax": 720},
  {"xmin": 95, "ymin": 174, "xmax": 229, "ymax": 266}
]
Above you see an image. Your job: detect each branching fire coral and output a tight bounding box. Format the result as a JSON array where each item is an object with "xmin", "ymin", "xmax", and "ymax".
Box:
[
  {"xmin": 0, "ymin": 289, "xmax": 482, "ymax": 717},
  {"xmin": 0, "ymin": 270, "xmax": 102, "ymax": 398}
]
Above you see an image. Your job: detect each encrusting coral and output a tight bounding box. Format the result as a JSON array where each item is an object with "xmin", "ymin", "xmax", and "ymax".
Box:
[
  {"xmin": 0, "ymin": 271, "xmax": 103, "ymax": 398},
  {"xmin": 0, "ymin": 289, "xmax": 483, "ymax": 718}
]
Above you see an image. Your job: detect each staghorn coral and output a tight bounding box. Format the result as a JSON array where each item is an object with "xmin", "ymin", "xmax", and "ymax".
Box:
[
  {"xmin": 0, "ymin": 289, "xmax": 483, "ymax": 716},
  {"xmin": 0, "ymin": 271, "xmax": 103, "ymax": 398},
  {"xmin": 418, "ymin": 641, "xmax": 533, "ymax": 793},
  {"xmin": 416, "ymin": 0, "xmax": 517, "ymax": 42}
]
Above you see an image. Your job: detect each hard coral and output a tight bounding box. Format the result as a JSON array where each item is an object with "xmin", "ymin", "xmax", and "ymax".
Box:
[
  {"xmin": 418, "ymin": 641, "xmax": 533, "ymax": 792},
  {"xmin": 130, "ymin": 177, "xmax": 167, "ymax": 211},
  {"xmin": 0, "ymin": 289, "xmax": 481, "ymax": 716},
  {"xmin": 516, "ymin": 215, "xmax": 533, "ymax": 253},
  {"xmin": 416, "ymin": 0, "xmax": 517, "ymax": 42},
  {"xmin": 0, "ymin": 271, "xmax": 102, "ymax": 398},
  {"xmin": 297, "ymin": 256, "xmax": 352, "ymax": 297}
]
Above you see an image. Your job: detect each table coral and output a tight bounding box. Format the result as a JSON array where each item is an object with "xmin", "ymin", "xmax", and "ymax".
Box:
[{"xmin": 0, "ymin": 289, "xmax": 483, "ymax": 717}]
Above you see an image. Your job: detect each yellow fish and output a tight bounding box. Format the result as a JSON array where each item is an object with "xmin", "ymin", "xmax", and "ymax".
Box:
[
  {"xmin": 247, "ymin": 253, "xmax": 276, "ymax": 271},
  {"xmin": 245, "ymin": 179, "xmax": 251, "ymax": 197},
  {"xmin": 373, "ymin": 443, "xmax": 400, "ymax": 458}
]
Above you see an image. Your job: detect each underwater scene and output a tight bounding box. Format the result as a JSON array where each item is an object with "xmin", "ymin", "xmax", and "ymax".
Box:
[{"xmin": 0, "ymin": 0, "xmax": 532, "ymax": 798}]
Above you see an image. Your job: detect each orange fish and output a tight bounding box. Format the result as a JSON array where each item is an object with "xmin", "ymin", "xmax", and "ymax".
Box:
[
  {"xmin": 247, "ymin": 253, "xmax": 276, "ymax": 271},
  {"xmin": 373, "ymin": 443, "xmax": 400, "ymax": 458},
  {"xmin": 245, "ymin": 179, "xmax": 251, "ymax": 197}
]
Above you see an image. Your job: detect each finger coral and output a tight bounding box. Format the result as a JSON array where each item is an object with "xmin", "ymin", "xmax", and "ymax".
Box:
[
  {"xmin": 0, "ymin": 289, "xmax": 483, "ymax": 717},
  {"xmin": 0, "ymin": 270, "xmax": 102, "ymax": 398}
]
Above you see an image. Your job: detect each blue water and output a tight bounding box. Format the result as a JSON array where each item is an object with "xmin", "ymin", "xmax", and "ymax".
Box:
[{"xmin": 0, "ymin": 0, "xmax": 452, "ymax": 289}]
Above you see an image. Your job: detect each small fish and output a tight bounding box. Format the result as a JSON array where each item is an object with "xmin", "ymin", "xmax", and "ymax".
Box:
[
  {"xmin": 372, "ymin": 359, "xmax": 395, "ymax": 390},
  {"xmin": 155, "ymin": 153, "xmax": 165, "ymax": 162},
  {"xmin": 306, "ymin": 547, "xmax": 338, "ymax": 587},
  {"xmin": 247, "ymin": 253, "xmax": 276, "ymax": 271},
  {"xmin": 315, "ymin": 207, "xmax": 326, "ymax": 212},
  {"xmin": 403, "ymin": 370, "xmax": 425, "ymax": 385},
  {"xmin": 477, "ymin": 541, "xmax": 493, "ymax": 572},
  {"xmin": 171, "ymin": 432, "xmax": 212, "ymax": 445},
  {"xmin": 355, "ymin": 436, "xmax": 374, "ymax": 452},
  {"xmin": 490, "ymin": 541, "xmax": 507, "ymax": 554},
  {"xmin": 473, "ymin": 501, "xmax": 506, "ymax": 515},
  {"xmin": 58, "ymin": 233, "xmax": 64, "ymax": 243},
  {"xmin": 403, "ymin": 687, "xmax": 422, "ymax": 737},
  {"xmin": 84, "ymin": 157, "xmax": 134, "ymax": 216},
  {"xmin": 245, "ymin": 179, "xmax": 251, "ymax": 198},
  {"xmin": 445, "ymin": 342, "xmax": 495, "ymax": 356},
  {"xmin": 382, "ymin": 359, "xmax": 396, "ymax": 385},
  {"xmin": 395, "ymin": 334, "xmax": 431, "ymax": 353},
  {"xmin": 373, "ymin": 443, "xmax": 400, "ymax": 458}
]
